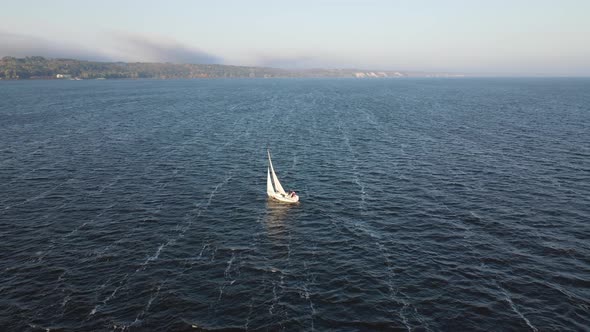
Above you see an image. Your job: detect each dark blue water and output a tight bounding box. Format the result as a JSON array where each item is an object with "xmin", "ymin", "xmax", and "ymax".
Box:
[{"xmin": 1, "ymin": 78, "xmax": 589, "ymax": 331}]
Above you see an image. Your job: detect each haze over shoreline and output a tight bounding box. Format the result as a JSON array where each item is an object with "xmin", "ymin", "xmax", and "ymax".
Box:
[
  {"xmin": 2, "ymin": 1, "xmax": 589, "ymax": 76},
  {"xmin": 1, "ymin": 56, "xmax": 468, "ymax": 80}
]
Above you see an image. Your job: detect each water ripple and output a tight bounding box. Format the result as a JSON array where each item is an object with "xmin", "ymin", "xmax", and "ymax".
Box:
[{"xmin": 0, "ymin": 78, "xmax": 589, "ymax": 331}]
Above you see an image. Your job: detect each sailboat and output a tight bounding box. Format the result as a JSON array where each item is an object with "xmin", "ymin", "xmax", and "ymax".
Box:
[{"xmin": 267, "ymin": 150, "xmax": 299, "ymax": 203}]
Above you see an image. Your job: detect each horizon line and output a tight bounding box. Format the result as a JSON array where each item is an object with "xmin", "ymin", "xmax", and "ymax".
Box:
[{"xmin": 2, "ymin": 55, "xmax": 589, "ymax": 78}]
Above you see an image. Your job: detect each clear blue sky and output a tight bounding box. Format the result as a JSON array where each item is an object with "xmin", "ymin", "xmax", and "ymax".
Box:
[{"xmin": 1, "ymin": 0, "xmax": 589, "ymax": 75}]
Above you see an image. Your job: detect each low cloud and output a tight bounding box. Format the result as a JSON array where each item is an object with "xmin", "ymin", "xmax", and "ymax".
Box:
[
  {"xmin": 252, "ymin": 53, "xmax": 368, "ymax": 70},
  {"xmin": 255, "ymin": 55, "xmax": 321, "ymax": 69},
  {"xmin": 0, "ymin": 31, "xmax": 112, "ymax": 61},
  {"xmin": 110, "ymin": 33, "xmax": 223, "ymax": 64},
  {"xmin": 0, "ymin": 31, "xmax": 223, "ymax": 65}
]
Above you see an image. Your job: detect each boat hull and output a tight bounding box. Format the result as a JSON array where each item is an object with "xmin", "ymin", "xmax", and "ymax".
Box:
[{"xmin": 268, "ymin": 193, "xmax": 299, "ymax": 204}]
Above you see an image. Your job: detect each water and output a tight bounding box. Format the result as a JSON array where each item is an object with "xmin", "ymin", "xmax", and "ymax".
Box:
[{"xmin": 0, "ymin": 78, "xmax": 589, "ymax": 331}]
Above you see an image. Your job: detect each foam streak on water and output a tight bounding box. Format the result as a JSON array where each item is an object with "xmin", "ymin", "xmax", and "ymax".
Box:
[{"xmin": 1, "ymin": 78, "xmax": 589, "ymax": 331}]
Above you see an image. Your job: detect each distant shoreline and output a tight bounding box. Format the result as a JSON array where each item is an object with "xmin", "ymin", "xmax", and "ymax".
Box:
[{"xmin": 0, "ymin": 56, "xmax": 465, "ymax": 80}]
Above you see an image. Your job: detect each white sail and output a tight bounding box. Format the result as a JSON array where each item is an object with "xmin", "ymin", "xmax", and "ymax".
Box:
[
  {"xmin": 266, "ymin": 149, "xmax": 299, "ymax": 204},
  {"xmin": 267, "ymin": 167, "xmax": 274, "ymax": 196},
  {"xmin": 268, "ymin": 150, "xmax": 287, "ymax": 195}
]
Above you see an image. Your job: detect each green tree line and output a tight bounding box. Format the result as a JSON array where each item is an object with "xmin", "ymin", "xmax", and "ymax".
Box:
[
  {"xmin": 0, "ymin": 56, "xmax": 421, "ymax": 80},
  {"xmin": 0, "ymin": 56, "xmax": 304, "ymax": 79}
]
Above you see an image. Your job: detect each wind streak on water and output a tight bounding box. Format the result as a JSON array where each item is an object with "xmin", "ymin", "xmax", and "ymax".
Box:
[
  {"xmin": 337, "ymin": 122, "xmax": 367, "ymax": 211},
  {"xmin": 499, "ymin": 285, "xmax": 539, "ymax": 332},
  {"xmin": 90, "ymin": 174, "xmax": 233, "ymax": 315},
  {"xmin": 1, "ymin": 79, "xmax": 588, "ymax": 331},
  {"xmin": 87, "ymin": 96, "xmax": 255, "ymax": 321}
]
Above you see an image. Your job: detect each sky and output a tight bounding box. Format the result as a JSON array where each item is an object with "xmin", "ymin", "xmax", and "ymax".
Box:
[{"xmin": 1, "ymin": 0, "xmax": 589, "ymax": 76}]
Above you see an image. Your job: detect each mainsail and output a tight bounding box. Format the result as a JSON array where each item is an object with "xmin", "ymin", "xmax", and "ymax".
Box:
[
  {"xmin": 268, "ymin": 150, "xmax": 287, "ymax": 195},
  {"xmin": 266, "ymin": 149, "xmax": 299, "ymax": 203},
  {"xmin": 267, "ymin": 167, "xmax": 274, "ymax": 196}
]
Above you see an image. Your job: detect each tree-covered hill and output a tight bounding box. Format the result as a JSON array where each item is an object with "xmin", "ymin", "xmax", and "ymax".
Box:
[
  {"xmin": 0, "ymin": 56, "xmax": 304, "ymax": 79},
  {"xmin": 0, "ymin": 56, "xmax": 460, "ymax": 80}
]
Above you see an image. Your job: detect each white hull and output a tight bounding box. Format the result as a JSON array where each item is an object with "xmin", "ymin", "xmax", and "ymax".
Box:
[{"xmin": 268, "ymin": 192, "xmax": 300, "ymax": 204}]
